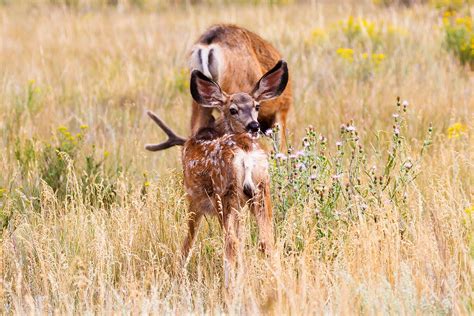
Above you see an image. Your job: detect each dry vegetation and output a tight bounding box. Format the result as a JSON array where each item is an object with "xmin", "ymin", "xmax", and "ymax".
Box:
[{"xmin": 0, "ymin": 0, "xmax": 473, "ymax": 314}]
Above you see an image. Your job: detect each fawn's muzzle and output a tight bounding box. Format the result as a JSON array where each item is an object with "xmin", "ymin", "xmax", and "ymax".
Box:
[{"xmin": 247, "ymin": 121, "xmax": 260, "ymax": 133}]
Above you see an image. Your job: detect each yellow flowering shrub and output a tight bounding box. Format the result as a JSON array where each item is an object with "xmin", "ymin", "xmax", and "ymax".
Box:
[
  {"xmin": 443, "ymin": 13, "xmax": 474, "ymax": 67},
  {"xmin": 14, "ymin": 125, "xmax": 119, "ymax": 209},
  {"xmin": 307, "ymin": 15, "xmax": 407, "ymax": 50}
]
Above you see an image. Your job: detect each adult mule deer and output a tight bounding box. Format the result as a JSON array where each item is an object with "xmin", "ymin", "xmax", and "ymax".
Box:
[
  {"xmin": 189, "ymin": 24, "xmax": 292, "ymax": 147},
  {"xmin": 146, "ymin": 61, "xmax": 289, "ymax": 283}
]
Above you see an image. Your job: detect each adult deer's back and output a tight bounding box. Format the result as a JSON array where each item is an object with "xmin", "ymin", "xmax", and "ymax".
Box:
[{"xmin": 189, "ymin": 24, "xmax": 292, "ymax": 144}]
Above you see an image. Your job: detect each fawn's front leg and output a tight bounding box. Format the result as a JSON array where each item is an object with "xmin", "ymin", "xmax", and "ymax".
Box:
[{"xmin": 251, "ymin": 180, "xmax": 274, "ymax": 254}]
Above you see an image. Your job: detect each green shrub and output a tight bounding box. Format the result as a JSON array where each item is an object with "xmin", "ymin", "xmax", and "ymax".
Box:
[
  {"xmin": 13, "ymin": 125, "xmax": 120, "ymax": 213},
  {"xmin": 39, "ymin": 126, "xmax": 84, "ymax": 199}
]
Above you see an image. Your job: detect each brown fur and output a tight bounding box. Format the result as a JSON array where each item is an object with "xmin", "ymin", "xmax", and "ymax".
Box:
[
  {"xmin": 146, "ymin": 98, "xmax": 274, "ymax": 286},
  {"xmin": 190, "ymin": 24, "xmax": 293, "ymax": 146},
  {"xmin": 146, "ymin": 54, "xmax": 289, "ymax": 284},
  {"xmin": 181, "ymin": 133, "xmax": 273, "ymax": 272}
]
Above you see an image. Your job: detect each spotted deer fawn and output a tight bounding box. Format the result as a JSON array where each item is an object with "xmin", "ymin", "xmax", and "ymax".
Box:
[
  {"xmin": 146, "ymin": 60, "xmax": 289, "ymax": 282},
  {"xmin": 189, "ymin": 24, "xmax": 292, "ymax": 147}
]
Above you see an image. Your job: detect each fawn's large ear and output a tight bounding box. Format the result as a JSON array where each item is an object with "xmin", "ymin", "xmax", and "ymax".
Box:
[
  {"xmin": 251, "ymin": 60, "xmax": 289, "ymax": 102},
  {"xmin": 190, "ymin": 70, "xmax": 227, "ymax": 108}
]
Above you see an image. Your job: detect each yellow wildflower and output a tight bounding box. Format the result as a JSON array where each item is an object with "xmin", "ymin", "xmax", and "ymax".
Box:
[
  {"xmin": 372, "ymin": 53, "xmax": 386, "ymax": 66},
  {"xmin": 361, "ymin": 19, "xmax": 377, "ymax": 40},
  {"xmin": 311, "ymin": 28, "xmax": 326, "ymax": 42},
  {"xmin": 64, "ymin": 131, "xmax": 74, "ymax": 141},
  {"xmin": 144, "ymin": 181, "xmax": 150, "ymax": 187},
  {"xmin": 465, "ymin": 205, "xmax": 474, "ymax": 216},
  {"xmin": 80, "ymin": 125, "xmax": 89, "ymax": 130},
  {"xmin": 336, "ymin": 48, "xmax": 354, "ymax": 62},
  {"xmin": 104, "ymin": 151, "xmax": 110, "ymax": 158},
  {"xmin": 387, "ymin": 25, "xmax": 409, "ymax": 37},
  {"xmin": 447, "ymin": 122, "xmax": 468, "ymax": 138},
  {"xmin": 58, "ymin": 126, "xmax": 68, "ymax": 133},
  {"xmin": 443, "ymin": 10, "xmax": 453, "ymax": 18},
  {"xmin": 455, "ymin": 16, "xmax": 472, "ymax": 29}
]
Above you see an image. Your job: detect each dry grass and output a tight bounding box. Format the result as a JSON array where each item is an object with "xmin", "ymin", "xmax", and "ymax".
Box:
[{"xmin": 0, "ymin": 0, "xmax": 473, "ymax": 314}]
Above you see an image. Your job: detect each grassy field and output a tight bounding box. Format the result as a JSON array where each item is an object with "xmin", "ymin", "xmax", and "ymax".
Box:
[{"xmin": 0, "ymin": 0, "xmax": 473, "ymax": 314}]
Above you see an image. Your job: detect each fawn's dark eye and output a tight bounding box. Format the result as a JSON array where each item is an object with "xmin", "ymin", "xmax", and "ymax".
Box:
[
  {"xmin": 229, "ymin": 108, "xmax": 238, "ymax": 115},
  {"xmin": 255, "ymin": 104, "xmax": 260, "ymax": 111}
]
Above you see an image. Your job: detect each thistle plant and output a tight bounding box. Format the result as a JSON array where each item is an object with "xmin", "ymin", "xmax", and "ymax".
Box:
[{"xmin": 268, "ymin": 97, "xmax": 432, "ymax": 247}]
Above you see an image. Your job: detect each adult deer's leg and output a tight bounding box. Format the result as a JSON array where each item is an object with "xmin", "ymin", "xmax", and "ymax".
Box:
[
  {"xmin": 252, "ymin": 180, "xmax": 274, "ymax": 254},
  {"xmin": 181, "ymin": 200, "xmax": 203, "ymax": 265}
]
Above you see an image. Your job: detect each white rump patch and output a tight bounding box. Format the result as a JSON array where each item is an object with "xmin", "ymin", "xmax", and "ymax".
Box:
[{"xmin": 189, "ymin": 44, "xmax": 224, "ymax": 83}]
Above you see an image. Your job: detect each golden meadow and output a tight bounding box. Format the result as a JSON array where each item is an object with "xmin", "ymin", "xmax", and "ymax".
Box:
[{"xmin": 0, "ymin": 0, "xmax": 473, "ymax": 313}]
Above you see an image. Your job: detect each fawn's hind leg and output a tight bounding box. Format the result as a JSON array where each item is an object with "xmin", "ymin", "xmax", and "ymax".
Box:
[{"xmin": 221, "ymin": 193, "xmax": 242, "ymax": 288}]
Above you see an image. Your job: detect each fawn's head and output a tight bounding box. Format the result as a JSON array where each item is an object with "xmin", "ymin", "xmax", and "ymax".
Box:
[{"xmin": 190, "ymin": 60, "xmax": 289, "ymax": 136}]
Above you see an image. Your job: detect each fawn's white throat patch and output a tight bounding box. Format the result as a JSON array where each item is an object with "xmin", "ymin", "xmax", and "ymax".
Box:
[{"xmin": 233, "ymin": 148, "xmax": 268, "ymax": 197}]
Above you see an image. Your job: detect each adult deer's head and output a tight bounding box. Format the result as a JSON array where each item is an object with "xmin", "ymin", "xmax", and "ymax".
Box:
[{"xmin": 190, "ymin": 60, "xmax": 289, "ymax": 136}]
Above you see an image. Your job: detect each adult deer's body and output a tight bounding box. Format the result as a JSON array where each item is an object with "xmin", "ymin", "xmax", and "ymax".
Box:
[
  {"xmin": 146, "ymin": 61, "xmax": 289, "ymax": 282},
  {"xmin": 189, "ymin": 24, "xmax": 292, "ymax": 146}
]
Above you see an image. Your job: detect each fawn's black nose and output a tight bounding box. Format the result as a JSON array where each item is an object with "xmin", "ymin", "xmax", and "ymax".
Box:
[{"xmin": 247, "ymin": 121, "xmax": 260, "ymax": 133}]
